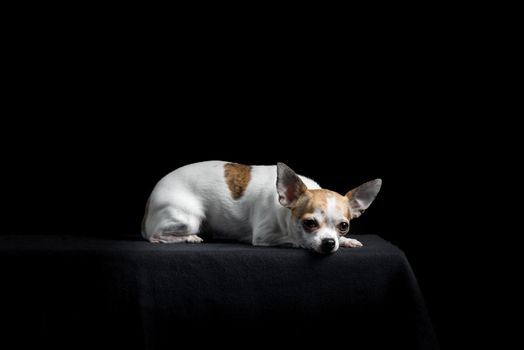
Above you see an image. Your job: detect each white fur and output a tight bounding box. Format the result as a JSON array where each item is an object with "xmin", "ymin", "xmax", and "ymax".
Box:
[{"xmin": 143, "ymin": 161, "xmax": 379, "ymax": 253}]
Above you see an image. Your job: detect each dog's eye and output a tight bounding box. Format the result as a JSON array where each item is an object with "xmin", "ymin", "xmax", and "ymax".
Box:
[
  {"xmin": 302, "ymin": 219, "xmax": 318, "ymax": 230},
  {"xmin": 337, "ymin": 222, "xmax": 349, "ymax": 232}
]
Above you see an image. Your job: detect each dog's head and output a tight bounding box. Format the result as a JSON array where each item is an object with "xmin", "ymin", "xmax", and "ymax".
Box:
[{"xmin": 277, "ymin": 162, "xmax": 381, "ymax": 254}]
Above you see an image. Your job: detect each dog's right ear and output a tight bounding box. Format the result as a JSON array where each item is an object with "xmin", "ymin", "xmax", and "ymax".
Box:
[{"xmin": 276, "ymin": 162, "xmax": 307, "ymax": 208}]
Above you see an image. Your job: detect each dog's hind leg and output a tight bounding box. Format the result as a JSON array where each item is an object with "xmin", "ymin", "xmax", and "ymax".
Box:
[
  {"xmin": 150, "ymin": 224, "xmax": 203, "ymax": 244},
  {"xmin": 147, "ymin": 206, "xmax": 204, "ymax": 244},
  {"xmin": 151, "ymin": 235, "xmax": 203, "ymax": 244}
]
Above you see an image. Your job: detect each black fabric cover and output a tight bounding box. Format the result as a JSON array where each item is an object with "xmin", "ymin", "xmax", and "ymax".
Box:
[{"xmin": 0, "ymin": 235, "xmax": 437, "ymax": 349}]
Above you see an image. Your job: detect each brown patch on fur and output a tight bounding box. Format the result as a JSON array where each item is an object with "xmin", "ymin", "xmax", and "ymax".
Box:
[
  {"xmin": 291, "ymin": 191, "xmax": 315, "ymax": 219},
  {"xmin": 346, "ymin": 206, "xmax": 353, "ymax": 220},
  {"xmin": 224, "ymin": 163, "xmax": 252, "ymax": 200},
  {"xmin": 291, "ymin": 189, "xmax": 352, "ymax": 220},
  {"xmin": 343, "ymin": 201, "xmax": 353, "ymax": 219},
  {"xmin": 345, "ymin": 190, "xmax": 356, "ymax": 219},
  {"xmin": 142, "ymin": 198, "xmax": 150, "ymax": 233},
  {"xmin": 291, "ymin": 190, "xmax": 330, "ymax": 219}
]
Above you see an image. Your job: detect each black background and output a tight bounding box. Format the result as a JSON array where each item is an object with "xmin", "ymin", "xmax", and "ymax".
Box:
[{"xmin": 2, "ymin": 12, "xmax": 486, "ymax": 348}]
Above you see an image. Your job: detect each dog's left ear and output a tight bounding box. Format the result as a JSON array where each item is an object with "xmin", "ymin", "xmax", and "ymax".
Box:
[
  {"xmin": 346, "ymin": 179, "xmax": 382, "ymax": 218},
  {"xmin": 276, "ymin": 162, "xmax": 307, "ymax": 208}
]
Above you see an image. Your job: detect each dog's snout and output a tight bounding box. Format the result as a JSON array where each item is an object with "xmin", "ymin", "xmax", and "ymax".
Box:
[{"xmin": 320, "ymin": 238, "xmax": 336, "ymax": 253}]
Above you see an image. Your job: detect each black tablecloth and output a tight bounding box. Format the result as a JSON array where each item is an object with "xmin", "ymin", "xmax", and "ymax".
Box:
[{"xmin": 0, "ymin": 235, "xmax": 437, "ymax": 349}]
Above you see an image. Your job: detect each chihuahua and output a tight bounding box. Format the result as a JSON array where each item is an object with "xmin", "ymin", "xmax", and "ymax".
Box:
[{"xmin": 142, "ymin": 161, "xmax": 381, "ymax": 254}]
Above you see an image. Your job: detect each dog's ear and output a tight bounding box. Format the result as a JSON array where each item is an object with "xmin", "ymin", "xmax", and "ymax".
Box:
[
  {"xmin": 345, "ymin": 179, "xmax": 382, "ymax": 218},
  {"xmin": 276, "ymin": 162, "xmax": 307, "ymax": 208}
]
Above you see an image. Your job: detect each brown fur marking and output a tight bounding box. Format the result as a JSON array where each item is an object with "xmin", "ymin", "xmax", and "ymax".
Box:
[
  {"xmin": 345, "ymin": 190, "xmax": 356, "ymax": 218},
  {"xmin": 224, "ymin": 163, "xmax": 252, "ymax": 200},
  {"xmin": 291, "ymin": 189, "xmax": 351, "ymax": 220}
]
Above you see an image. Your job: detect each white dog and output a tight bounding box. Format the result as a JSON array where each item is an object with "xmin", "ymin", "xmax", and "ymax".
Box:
[{"xmin": 142, "ymin": 161, "xmax": 381, "ymax": 254}]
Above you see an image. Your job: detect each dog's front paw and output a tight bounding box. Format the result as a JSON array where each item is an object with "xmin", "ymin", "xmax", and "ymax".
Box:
[
  {"xmin": 339, "ymin": 237, "xmax": 363, "ymax": 248},
  {"xmin": 184, "ymin": 235, "xmax": 203, "ymax": 243}
]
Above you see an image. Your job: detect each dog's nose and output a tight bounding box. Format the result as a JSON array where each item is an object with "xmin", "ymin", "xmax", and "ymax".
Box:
[{"xmin": 320, "ymin": 238, "xmax": 336, "ymax": 253}]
